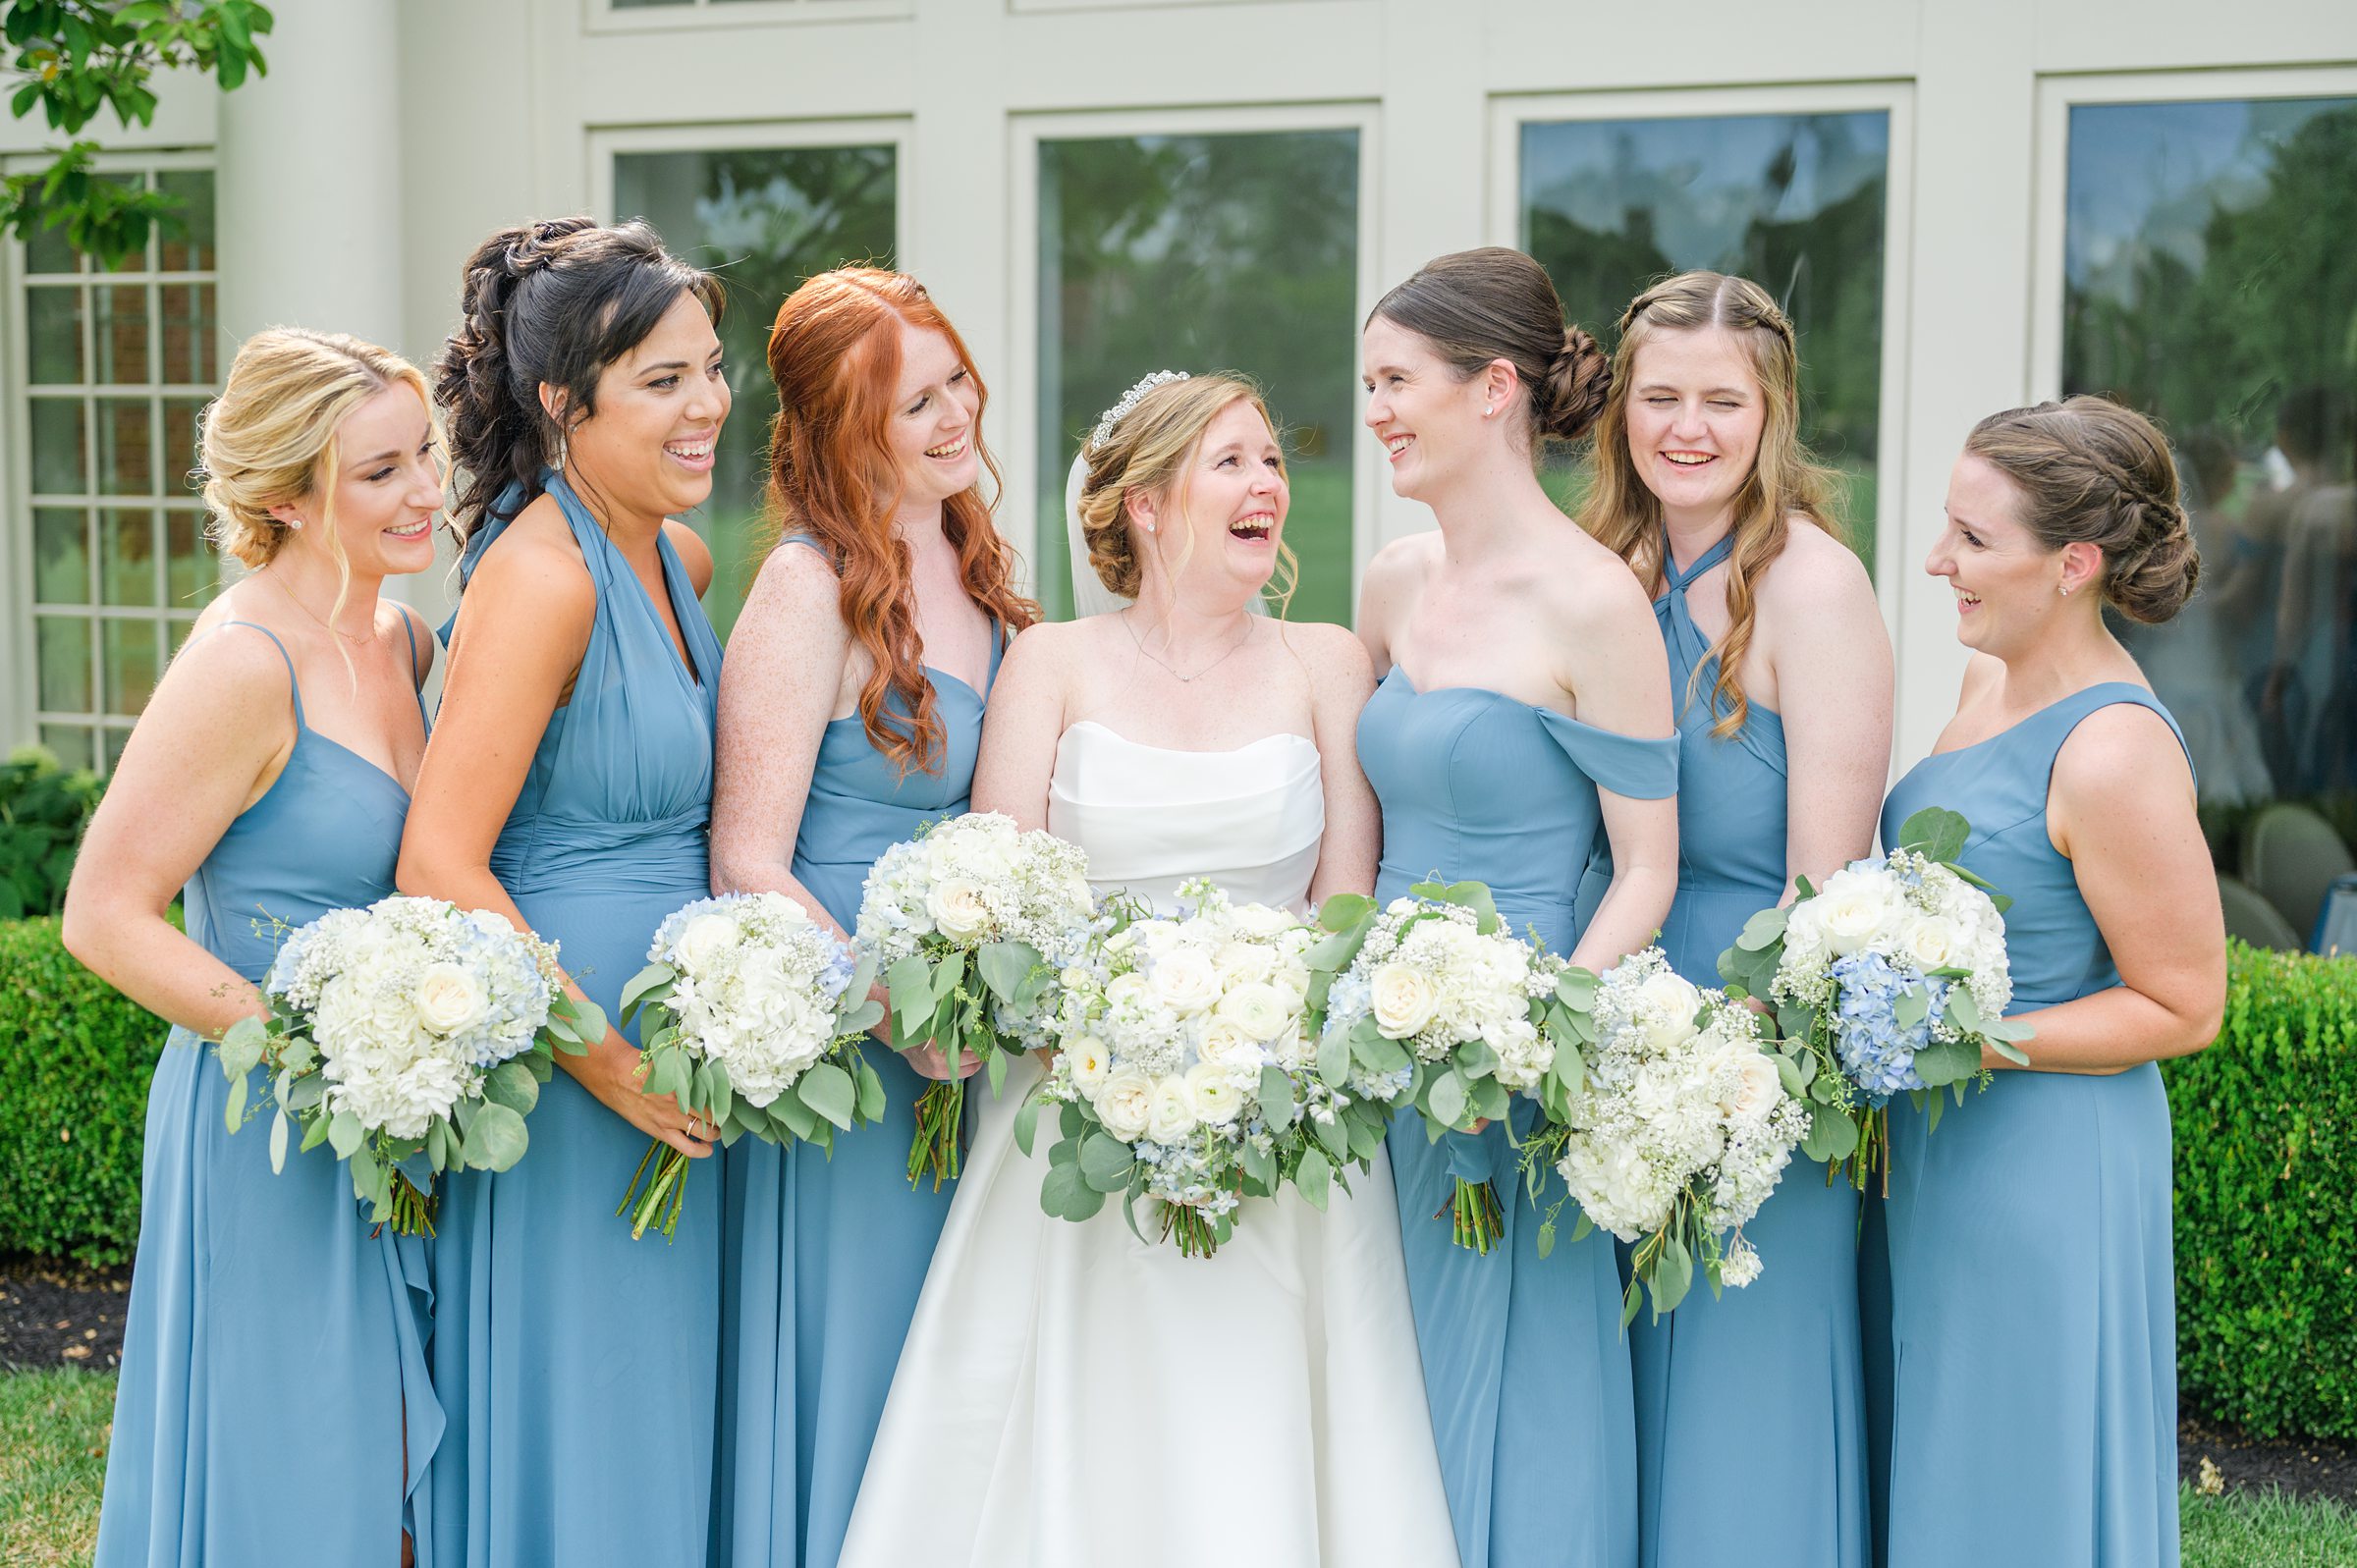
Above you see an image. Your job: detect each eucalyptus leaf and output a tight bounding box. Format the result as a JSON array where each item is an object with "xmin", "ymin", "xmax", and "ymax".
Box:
[
  {"xmin": 977, "ymin": 941, "xmax": 1042, "ymax": 1006},
  {"xmin": 1296, "ymin": 1146, "xmax": 1333, "ymax": 1211},
  {"xmin": 1733, "ymin": 905, "xmax": 1789, "ymax": 953},
  {"xmin": 1041, "ymin": 1161, "xmax": 1106, "ymax": 1221},
  {"xmin": 268, "ymin": 1107, "xmax": 289, "ymax": 1172},
  {"xmin": 617, "ymin": 961, "xmax": 677, "ymax": 1022},
  {"xmin": 483, "ymin": 1058, "xmax": 540, "ymax": 1115},
  {"xmin": 1898, "ymin": 806, "xmax": 1970, "ymax": 865},
  {"xmin": 854, "ymin": 1059, "xmax": 887, "ymax": 1123},
  {"xmin": 1012, "ymin": 1097, "xmax": 1040, "ymax": 1158},
  {"xmin": 799, "ymin": 1062, "xmax": 857, "ymax": 1131},
  {"xmin": 1079, "ymin": 1133, "xmax": 1136, "ymax": 1193},
  {"xmin": 1429, "ymin": 1071, "xmax": 1468, "ymax": 1129},
  {"xmin": 1651, "ymin": 1231, "xmax": 1694, "ymax": 1317},
  {"xmin": 1802, "ymin": 1107, "xmax": 1860, "ymax": 1162},
  {"xmin": 466, "ymin": 1102, "xmax": 529, "ymax": 1170},
  {"xmin": 1259, "ymin": 1066, "xmax": 1298, "ymax": 1129},
  {"xmin": 328, "ymin": 1108, "xmax": 363, "ymax": 1160}
]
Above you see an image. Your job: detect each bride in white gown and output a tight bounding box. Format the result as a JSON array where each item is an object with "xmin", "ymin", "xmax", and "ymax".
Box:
[{"xmin": 839, "ymin": 373, "xmax": 1459, "ymax": 1568}]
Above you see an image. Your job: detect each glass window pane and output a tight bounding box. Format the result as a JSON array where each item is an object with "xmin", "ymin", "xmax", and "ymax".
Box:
[
  {"xmin": 27, "ymin": 287, "xmax": 85, "ymax": 384},
  {"xmin": 161, "ymin": 398, "xmax": 208, "ymax": 493},
  {"xmin": 36, "ymin": 617, "xmax": 93, "ymax": 711},
  {"xmin": 98, "ymin": 173, "xmax": 152, "ymax": 273},
  {"xmin": 92, "ymin": 284, "xmax": 152, "ymax": 385},
  {"xmin": 612, "ymin": 0, "xmax": 692, "ymax": 7},
  {"xmin": 615, "ymin": 142, "xmax": 899, "ymax": 635},
  {"xmin": 100, "ymin": 509, "xmax": 160, "ymax": 605},
  {"xmin": 103, "ymin": 619, "xmax": 164, "ymax": 714},
  {"xmin": 166, "ymin": 510, "xmax": 222, "ymax": 608},
  {"xmin": 95, "ymin": 399, "xmax": 156, "ymax": 495},
  {"xmin": 2062, "ymin": 95, "xmax": 2357, "ymax": 854},
  {"xmin": 30, "ymin": 397, "xmax": 87, "ymax": 495},
  {"xmin": 34, "ymin": 509, "xmax": 91, "ymax": 604},
  {"xmin": 160, "ymin": 283, "xmax": 218, "ymax": 384},
  {"xmin": 26, "ymin": 209, "xmax": 80, "ymax": 274},
  {"xmin": 1520, "ymin": 110, "xmax": 1891, "ymax": 576},
  {"xmin": 1036, "ymin": 130, "xmax": 1362, "ymax": 624},
  {"xmin": 39, "ymin": 726, "xmax": 96, "ymax": 772},
  {"xmin": 156, "ymin": 171, "xmax": 215, "ymax": 272},
  {"xmin": 101, "ymin": 727, "xmax": 135, "ymax": 772}
]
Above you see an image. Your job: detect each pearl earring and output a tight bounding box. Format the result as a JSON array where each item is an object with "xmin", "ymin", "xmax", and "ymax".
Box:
[
  {"xmin": 1483, "ymin": 404, "xmax": 1494, "ymax": 417},
  {"xmin": 285, "ymin": 516, "xmax": 303, "ymax": 531},
  {"xmin": 2060, "ymin": 583, "xmax": 2072, "ymax": 597}
]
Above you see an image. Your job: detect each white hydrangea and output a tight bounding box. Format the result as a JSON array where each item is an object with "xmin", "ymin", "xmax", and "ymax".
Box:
[
  {"xmin": 854, "ymin": 811, "xmax": 1098, "ymax": 972},
  {"xmin": 1324, "ymin": 897, "xmax": 1558, "ymax": 1092},
  {"xmin": 644, "ymin": 892, "xmax": 857, "ymax": 1109},
  {"xmin": 1774, "ymin": 851, "xmax": 2011, "ymax": 1028}
]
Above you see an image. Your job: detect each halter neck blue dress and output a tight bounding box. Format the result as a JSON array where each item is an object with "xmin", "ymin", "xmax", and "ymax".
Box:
[
  {"xmin": 95, "ymin": 616, "xmax": 440, "ymax": 1568},
  {"xmin": 1575, "ymin": 533, "xmax": 1867, "ymax": 1568},
  {"xmin": 425, "ymin": 472, "xmax": 726, "ymax": 1568},
  {"xmin": 1360, "ymin": 664, "xmax": 1677, "ymax": 1568},
  {"xmin": 711, "ymin": 533, "xmax": 1004, "ymax": 1568},
  {"xmin": 1873, "ymin": 681, "xmax": 2188, "ymax": 1568}
]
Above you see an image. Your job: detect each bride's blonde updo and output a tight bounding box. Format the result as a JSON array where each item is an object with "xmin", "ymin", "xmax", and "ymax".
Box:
[{"xmin": 1071, "ymin": 372, "xmax": 1288, "ymax": 602}]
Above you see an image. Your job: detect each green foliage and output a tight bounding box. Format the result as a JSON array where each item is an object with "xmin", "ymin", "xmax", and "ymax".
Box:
[
  {"xmin": 0, "ymin": 744, "xmax": 100, "ymax": 919},
  {"xmin": 2167, "ymin": 940, "xmax": 2357, "ymax": 1439},
  {"xmin": 2, "ymin": 1, "xmax": 273, "ymax": 267},
  {"xmin": 0, "ymin": 915, "xmax": 166, "ymax": 1265}
]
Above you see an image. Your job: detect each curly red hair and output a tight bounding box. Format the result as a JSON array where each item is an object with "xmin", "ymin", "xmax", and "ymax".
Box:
[{"xmin": 763, "ymin": 268, "xmax": 1037, "ymax": 774}]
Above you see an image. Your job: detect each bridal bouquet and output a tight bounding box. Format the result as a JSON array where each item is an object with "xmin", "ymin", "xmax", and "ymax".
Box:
[
  {"xmin": 217, "ymin": 894, "xmax": 600, "ymax": 1235},
  {"xmin": 1719, "ymin": 807, "xmax": 2030, "ymax": 1189},
  {"xmin": 1526, "ymin": 948, "xmax": 1807, "ymax": 1322},
  {"xmin": 1309, "ymin": 882, "xmax": 1596, "ymax": 1254},
  {"xmin": 1019, "ymin": 881, "xmax": 1389, "ymax": 1258},
  {"xmin": 855, "ymin": 812, "xmax": 1098, "ymax": 1189},
  {"xmin": 615, "ymin": 892, "xmax": 887, "ymax": 1239}
]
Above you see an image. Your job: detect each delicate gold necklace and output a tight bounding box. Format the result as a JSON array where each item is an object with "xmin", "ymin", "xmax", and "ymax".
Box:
[
  {"xmin": 1120, "ymin": 607, "xmax": 1253, "ymax": 683},
  {"xmin": 267, "ymin": 568, "xmax": 372, "ymax": 646}
]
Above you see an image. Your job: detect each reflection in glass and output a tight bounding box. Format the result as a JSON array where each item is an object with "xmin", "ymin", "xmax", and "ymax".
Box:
[
  {"xmin": 36, "ymin": 617, "xmax": 93, "ymax": 712},
  {"xmin": 27, "ymin": 288, "xmax": 84, "ymax": 385},
  {"xmin": 95, "ymin": 399, "xmax": 155, "ymax": 495},
  {"xmin": 104, "ymin": 619, "xmax": 164, "ymax": 713},
  {"xmin": 40, "ymin": 726, "xmax": 95, "ymax": 772},
  {"xmin": 1036, "ymin": 130, "xmax": 1360, "ymax": 623},
  {"xmin": 616, "ymin": 143, "xmax": 898, "ymax": 634},
  {"xmin": 166, "ymin": 511, "xmax": 219, "ymax": 608},
  {"xmin": 30, "ymin": 398, "xmax": 86, "ymax": 495},
  {"xmin": 155, "ymin": 171, "xmax": 215, "ymax": 272},
  {"xmin": 161, "ymin": 399, "xmax": 208, "ymax": 493},
  {"xmin": 160, "ymin": 284, "xmax": 218, "ymax": 385},
  {"xmin": 101, "ymin": 510, "xmax": 160, "ymax": 606},
  {"xmin": 2063, "ymin": 96, "xmax": 2357, "ymax": 871},
  {"xmin": 1520, "ymin": 111, "xmax": 1890, "ymax": 575},
  {"xmin": 93, "ymin": 285, "xmax": 151, "ymax": 384},
  {"xmin": 34, "ymin": 510, "xmax": 90, "ymax": 604}
]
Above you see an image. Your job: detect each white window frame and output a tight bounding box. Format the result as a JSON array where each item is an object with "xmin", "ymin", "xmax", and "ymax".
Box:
[
  {"xmin": 584, "ymin": 0, "xmax": 911, "ymax": 36},
  {"xmin": 2029, "ymin": 64, "xmax": 2357, "ymax": 404},
  {"xmin": 1007, "ymin": 100, "xmax": 1384, "ymax": 613},
  {"xmin": 586, "ymin": 116, "xmax": 915, "ymax": 261},
  {"xmin": 1486, "ymin": 81, "xmax": 1917, "ymax": 633},
  {"xmin": 4, "ymin": 146, "xmax": 218, "ymax": 766}
]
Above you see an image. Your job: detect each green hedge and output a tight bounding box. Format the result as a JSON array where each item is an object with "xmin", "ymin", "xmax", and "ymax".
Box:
[
  {"xmin": 2167, "ymin": 939, "xmax": 2357, "ymax": 1439},
  {"xmin": 0, "ymin": 917, "xmax": 167, "ymax": 1265}
]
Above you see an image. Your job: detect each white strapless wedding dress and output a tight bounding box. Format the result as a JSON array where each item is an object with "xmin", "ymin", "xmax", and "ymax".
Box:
[{"xmin": 838, "ymin": 722, "xmax": 1460, "ymax": 1568}]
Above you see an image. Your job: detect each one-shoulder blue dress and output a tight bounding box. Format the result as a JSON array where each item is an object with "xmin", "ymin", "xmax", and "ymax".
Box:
[
  {"xmin": 427, "ymin": 472, "xmax": 726, "ymax": 1568},
  {"xmin": 1575, "ymin": 533, "xmax": 1867, "ymax": 1568},
  {"xmin": 711, "ymin": 533, "xmax": 1003, "ymax": 1568},
  {"xmin": 1360, "ymin": 665, "xmax": 1677, "ymax": 1568},
  {"xmin": 96, "ymin": 617, "xmax": 440, "ymax": 1568},
  {"xmin": 1873, "ymin": 681, "xmax": 2188, "ymax": 1568}
]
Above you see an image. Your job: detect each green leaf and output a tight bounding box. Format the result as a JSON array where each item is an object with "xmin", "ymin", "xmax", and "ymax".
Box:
[
  {"xmin": 1410, "ymin": 878, "xmax": 1502, "ymax": 935},
  {"xmin": 1240, "ymin": 1137, "xmax": 1278, "ymax": 1192},
  {"xmin": 771, "ymin": 1086, "xmax": 818, "ymax": 1142},
  {"xmin": 617, "ymin": 961, "xmax": 676, "ymax": 1022},
  {"xmin": 1350, "ymin": 1031, "xmax": 1411, "ymax": 1077},
  {"xmin": 299, "ymin": 1110, "xmax": 333, "ymax": 1154},
  {"xmin": 932, "ymin": 947, "xmax": 967, "ymax": 1004},
  {"xmin": 887, "ymin": 955, "xmax": 935, "ymax": 1038},
  {"xmin": 1898, "ymin": 806, "xmax": 1971, "ymax": 865},
  {"xmin": 1041, "ymin": 1160, "xmax": 1106, "ymax": 1221},
  {"xmin": 1944, "ymin": 986, "xmax": 1985, "ymax": 1036},
  {"xmin": 836, "ymin": 997, "xmax": 883, "ymax": 1035},
  {"xmin": 1734, "ymin": 905, "xmax": 1789, "ymax": 953},
  {"xmin": 985, "ymin": 1048, "xmax": 1008, "ymax": 1101},
  {"xmin": 977, "ymin": 941, "xmax": 1043, "ymax": 1006},
  {"xmin": 482, "ymin": 1058, "xmax": 540, "ymax": 1115},
  {"xmin": 426, "ymin": 1117, "xmax": 448, "ymax": 1173},
  {"xmin": 1315, "ymin": 892, "xmax": 1375, "ymax": 932},
  {"xmin": 854, "ymin": 1059, "xmax": 887, "ymax": 1123},
  {"xmin": 1912, "ymin": 1036, "xmax": 1981, "ymax": 1088},
  {"xmin": 1079, "ymin": 1133, "xmax": 1136, "ymax": 1193},
  {"xmin": 1316, "ymin": 1024, "xmax": 1350, "ymax": 1089},
  {"xmin": 1649, "ymin": 1230, "xmax": 1694, "ymax": 1317},
  {"xmin": 328, "ymin": 1108, "xmax": 362, "ymax": 1160},
  {"xmin": 1428, "ymin": 1070, "xmax": 1468, "ymax": 1129},
  {"xmin": 1314, "ymin": 1108, "xmax": 1351, "ymax": 1160},
  {"xmin": 1258, "ymin": 1065, "xmax": 1298, "ymax": 1128},
  {"xmin": 268, "ymin": 1107, "xmax": 289, "ymax": 1172},
  {"xmin": 222, "ymin": 1068, "xmax": 247, "ymax": 1131},
  {"xmin": 1802, "ymin": 1107, "xmax": 1860, "ymax": 1163},
  {"xmin": 1893, "ymin": 987, "xmax": 1931, "ymax": 1030},
  {"xmin": 1296, "ymin": 1146, "xmax": 1333, "ymax": 1211},
  {"xmin": 217, "ymin": 1015, "xmax": 268, "ymax": 1079},
  {"xmin": 799, "ymin": 1062, "xmax": 856, "ymax": 1130},
  {"xmin": 1012, "ymin": 1097, "xmax": 1040, "ymax": 1158},
  {"xmin": 1554, "ymin": 967, "xmax": 1600, "ymax": 1008},
  {"xmin": 466, "ymin": 1102, "xmax": 528, "ymax": 1170}
]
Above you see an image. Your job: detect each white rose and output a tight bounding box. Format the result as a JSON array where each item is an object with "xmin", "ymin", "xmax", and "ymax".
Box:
[
  {"xmin": 1065, "ymin": 1035, "xmax": 1113, "ymax": 1093},
  {"xmin": 1370, "ymin": 962, "xmax": 1439, "ymax": 1039},
  {"xmin": 412, "ymin": 962, "xmax": 489, "ymax": 1036},
  {"xmin": 1106, "ymin": 972, "xmax": 1154, "ymax": 1011},
  {"xmin": 1194, "ymin": 1016, "xmax": 1268, "ymax": 1071},
  {"xmin": 1636, "ymin": 970, "xmax": 1704, "ymax": 1052},
  {"xmin": 1146, "ymin": 1074, "xmax": 1199, "ymax": 1142},
  {"xmin": 1186, "ymin": 1061, "xmax": 1242, "ymax": 1126},
  {"xmin": 926, "ymin": 878, "xmax": 993, "ymax": 943},
  {"xmin": 1215, "ymin": 982, "xmax": 1294, "ymax": 1043},
  {"xmin": 1210, "ymin": 941, "xmax": 1277, "ymax": 987},
  {"xmin": 1096, "ymin": 1068, "xmax": 1155, "ymax": 1140},
  {"xmin": 1717, "ymin": 1048, "xmax": 1784, "ymax": 1120},
  {"xmin": 1813, "ymin": 869, "xmax": 1895, "ymax": 957},
  {"xmin": 1895, "ymin": 913, "xmax": 1964, "ymax": 973},
  {"xmin": 673, "ymin": 911, "xmax": 744, "ymax": 974},
  {"xmin": 1148, "ymin": 949, "xmax": 1223, "ymax": 1015}
]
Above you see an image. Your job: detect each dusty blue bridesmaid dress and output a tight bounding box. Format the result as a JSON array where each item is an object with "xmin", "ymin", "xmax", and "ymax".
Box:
[
  {"xmin": 427, "ymin": 472, "xmax": 726, "ymax": 1568},
  {"xmin": 1360, "ymin": 665, "xmax": 1676, "ymax": 1568},
  {"xmin": 1575, "ymin": 533, "xmax": 1868, "ymax": 1568},
  {"xmin": 710, "ymin": 533, "xmax": 1002, "ymax": 1568},
  {"xmin": 96, "ymin": 618, "xmax": 439, "ymax": 1568},
  {"xmin": 1874, "ymin": 681, "xmax": 2187, "ymax": 1568}
]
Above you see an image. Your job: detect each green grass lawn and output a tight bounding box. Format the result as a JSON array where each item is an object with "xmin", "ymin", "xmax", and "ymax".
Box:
[{"xmin": 4, "ymin": 1364, "xmax": 2354, "ymax": 1564}]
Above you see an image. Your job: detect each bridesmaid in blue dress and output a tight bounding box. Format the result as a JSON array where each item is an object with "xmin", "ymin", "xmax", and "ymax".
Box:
[
  {"xmin": 66, "ymin": 329, "xmax": 446, "ymax": 1566},
  {"xmin": 398, "ymin": 219, "xmax": 731, "ymax": 1568},
  {"xmin": 1356, "ymin": 248, "xmax": 1679, "ymax": 1568},
  {"xmin": 1574, "ymin": 273, "xmax": 1891, "ymax": 1568},
  {"xmin": 1874, "ymin": 396, "xmax": 2225, "ymax": 1568},
  {"xmin": 704, "ymin": 268, "xmax": 1035, "ymax": 1568}
]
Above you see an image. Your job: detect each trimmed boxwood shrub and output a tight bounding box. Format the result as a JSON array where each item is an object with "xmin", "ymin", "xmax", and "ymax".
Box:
[
  {"xmin": 2167, "ymin": 939, "xmax": 2357, "ymax": 1439},
  {"xmin": 0, "ymin": 916, "xmax": 166, "ymax": 1265}
]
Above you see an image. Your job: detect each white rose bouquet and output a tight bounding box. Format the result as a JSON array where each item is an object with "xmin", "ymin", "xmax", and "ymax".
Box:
[
  {"xmin": 1018, "ymin": 881, "xmax": 1389, "ymax": 1258},
  {"xmin": 1719, "ymin": 807, "xmax": 2031, "ymax": 1190},
  {"xmin": 853, "ymin": 812, "xmax": 1099, "ymax": 1189},
  {"xmin": 1525, "ymin": 948, "xmax": 1807, "ymax": 1322},
  {"xmin": 217, "ymin": 894, "xmax": 601, "ymax": 1235},
  {"xmin": 614, "ymin": 892, "xmax": 887, "ymax": 1239},
  {"xmin": 1308, "ymin": 882, "xmax": 1597, "ymax": 1254}
]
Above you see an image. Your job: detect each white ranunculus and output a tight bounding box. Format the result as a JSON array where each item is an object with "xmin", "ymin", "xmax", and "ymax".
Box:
[
  {"xmin": 1813, "ymin": 868, "xmax": 1896, "ymax": 957},
  {"xmin": 1370, "ymin": 962, "xmax": 1439, "ymax": 1038},
  {"xmin": 926, "ymin": 878, "xmax": 993, "ymax": 943},
  {"xmin": 1186, "ymin": 1061, "xmax": 1241, "ymax": 1125},
  {"xmin": 1194, "ymin": 1016, "xmax": 1267, "ymax": 1071},
  {"xmin": 1067, "ymin": 1035, "xmax": 1112, "ymax": 1093},
  {"xmin": 1096, "ymin": 1068, "xmax": 1156, "ymax": 1140},
  {"xmin": 1106, "ymin": 972, "xmax": 1154, "ymax": 1011},
  {"xmin": 1215, "ymin": 982, "xmax": 1294, "ymax": 1043},
  {"xmin": 674, "ymin": 910, "xmax": 745, "ymax": 973},
  {"xmin": 1146, "ymin": 1074, "xmax": 1199, "ymax": 1142},
  {"xmin": 1230, "ymin": 903, "xmax": 1297, "ymax": 939},
  {"xmin": 412, "ymin": 962, "xmax": 489, "ymax": 1036},
  {"xmin": 1210, "ymin": 941, "xmax": 1277, "ymax": 987},
  {"xmin": 1149, "ymin": 949, "xmax": 1223, "ymax": 1015}
]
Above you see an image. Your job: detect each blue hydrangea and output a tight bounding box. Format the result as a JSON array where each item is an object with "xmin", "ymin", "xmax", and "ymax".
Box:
[{"xmin": 1830, "ymin": 949, "xmax": 1949, "ymax": 1100}]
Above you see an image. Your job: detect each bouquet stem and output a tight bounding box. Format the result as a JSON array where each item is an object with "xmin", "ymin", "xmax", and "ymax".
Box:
[
  {"xmin": 907, "ymin": 1080, "xmax": 966, "ymax": 1191},
  {"xmin": 618, "ymin": 1138, "xmax": 692, "ymax": 1240},
  {"xmin": 383, "ymin": 1169, "xmax": 438, "ymax": 1238},
  {"xmin": 1161, "ymin": 1204, "xmax": 1221, "ymax": 1259},
  {"xmin": 1443, "ymin": 1177, "xmax": 1505, "ymax": 1254}
]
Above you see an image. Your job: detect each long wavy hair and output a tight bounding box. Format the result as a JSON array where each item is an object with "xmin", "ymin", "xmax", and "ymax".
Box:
[
  {"xmin": 763, "ymin": 268, "xmax": 1037, "ymax": 774},
  {"xmin": 1583, "ymin": 271, "xmax": 1839, "ymax": 739}
]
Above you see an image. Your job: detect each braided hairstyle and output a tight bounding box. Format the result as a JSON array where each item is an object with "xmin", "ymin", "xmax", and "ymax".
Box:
[
  {"xmin": 1367, "ymin": 246, "xmax": 1611, "ymax": 452},
  {"xmin": 436, "ymin": 216, "xmax": 723, "ymax": 541},
  {"xmin": 1964, "ymin": 395, "xmax": 2202, "ymax": 624}
]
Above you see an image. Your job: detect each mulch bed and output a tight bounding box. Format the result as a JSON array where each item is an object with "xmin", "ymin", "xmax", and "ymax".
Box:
[{"xmin": 5, "ymin": 1252, "xmax": 2352, "ymax": 1506}]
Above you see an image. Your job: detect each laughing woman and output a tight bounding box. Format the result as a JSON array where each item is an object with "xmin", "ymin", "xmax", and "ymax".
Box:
[
  {"xmin": 67, "ymin": 329, "xmax": 443, "ymax": 1567},
  {"xmin": 398, "ymin": 218, "xmax": 731, "ymax": 1568},
  {"xmin": 1874, "ymin": 397, "xmax": 2224, "ymax": 1568}
]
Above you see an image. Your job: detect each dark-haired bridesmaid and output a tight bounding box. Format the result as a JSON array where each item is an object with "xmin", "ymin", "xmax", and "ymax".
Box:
[
  {"xmin": 1873, "ymin": 396, "xmax": 2225, "ymax": 1568},
  {"xmin": 1578, "ymin": 272, "xmax": 1889, "ymax": 1568},
  {"xmin": 397, "ymin": 217, "xmax": 730, "ymax": 1568}
]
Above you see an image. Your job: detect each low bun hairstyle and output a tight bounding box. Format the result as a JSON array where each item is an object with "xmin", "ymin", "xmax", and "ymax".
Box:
[
  {"xmin": 1964, "ymin": 395, "xmax": 2202, "ymax": 625},
  {"xmin": 1368, "ymin": 246, "xmax": 1611, "ymax": 448},
  {"xmin": 437, "ymin": 216, "xmax": 723, "ymax": 540},
  {"xmin": 1072, "ymin": 372, "xmax": 1287, "ymax": 604}
]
